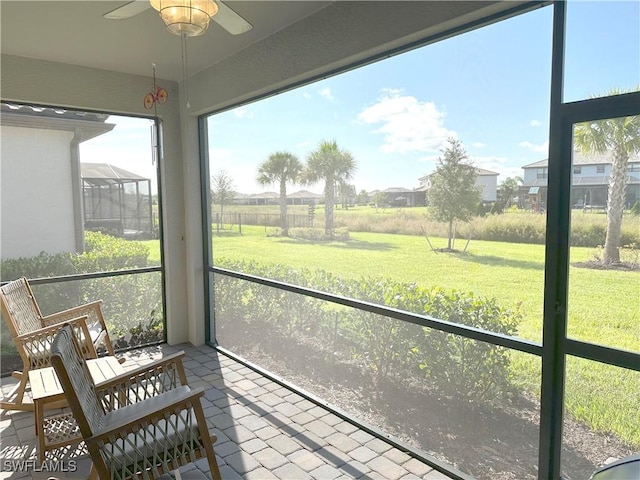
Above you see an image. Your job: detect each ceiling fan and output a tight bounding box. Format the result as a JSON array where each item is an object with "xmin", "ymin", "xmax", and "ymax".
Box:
[{"xmin": 104, "ymin": 0, "xmax": 253, "ymax": 35}]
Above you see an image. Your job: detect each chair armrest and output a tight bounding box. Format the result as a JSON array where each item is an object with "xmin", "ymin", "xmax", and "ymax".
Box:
[
  {"xmin": 41, "ymin": 300, "xmax": 104, "ymax": 328},
  {"xmin": 96, "ymin": 352, "xmax": 188, "ymax": 410},
  {"xmin": 87, "ymin": 385, "xmax": 205, "ymax": 443},
  {"xmin": 17, "ymin": 316, "xmax": 97, "ymax": 368}
]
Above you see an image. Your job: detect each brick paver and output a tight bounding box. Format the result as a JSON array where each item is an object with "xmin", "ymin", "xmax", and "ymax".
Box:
[{"xmin": 0, "ymin": 343, "xmax": 457, "ymax": 480}]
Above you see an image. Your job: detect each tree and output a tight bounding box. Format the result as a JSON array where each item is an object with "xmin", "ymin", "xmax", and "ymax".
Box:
[
  {"xmin": 257, "ymin": 151, "xmax": 303, "ymax": 236},
  {"xmin": 428, "ymin": 138, "xmax": 482, "ymax": 250},
  {"xmin": 497, "ymin": 176, "xmax": 523, "ymax": 209},
  {"xmin": 356, "ymin": 189, "xmax": 369, "ymax": 206},
  {"xmin": 305, "ymin": 140, "xmax": 357, "ymax": 237},
  {"xmin": 338, "ymin": 181, "xmax": 356, "ymax": 209},
  {"xmin": 574, "ymin": 102, "xmax": 640, "ymax": 264},
  {"xmin": 371, "ymin": 192, "xmax": 388, "ymax": 212},
  {"xmin": 211, "ymin": 170, "xmax": 235, "ymax": 221}
]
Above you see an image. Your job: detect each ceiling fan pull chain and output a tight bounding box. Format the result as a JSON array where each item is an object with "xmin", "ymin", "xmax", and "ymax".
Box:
[{"xmin": 181, "ymin": 33, "xmax": 190, "ymax": 109}]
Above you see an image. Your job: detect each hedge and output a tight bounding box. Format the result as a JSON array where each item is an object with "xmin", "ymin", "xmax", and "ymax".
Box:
[{"xmin": 214, "ymin": 258, "xmax": 521, "ymax": 404}]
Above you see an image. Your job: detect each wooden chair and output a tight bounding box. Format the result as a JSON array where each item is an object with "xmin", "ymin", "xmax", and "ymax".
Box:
[
  {"xmin": 0, "ymin": 277, "xmax": 121, "ymax": 411},
  {"xmin": 51, "ymin": 325, "xmax": 222, "ymax": 480}
]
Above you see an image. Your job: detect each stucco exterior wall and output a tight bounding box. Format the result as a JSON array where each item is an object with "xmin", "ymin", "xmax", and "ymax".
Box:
[
  {"xmin": 1, "ymin": 125, "xmax": 75, "ymax": 258},
  {"xmin": 523, "ymin": 168, "xmax": 543, "ymax": 185},
  {"xmin": 477, "ymin": 175, "xmax": 498, "ymax": 202}
]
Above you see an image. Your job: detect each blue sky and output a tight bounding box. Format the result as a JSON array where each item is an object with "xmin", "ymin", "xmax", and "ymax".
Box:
[{"xmin": 81, "ymin": 1, "xmax": 639, "ymax": 195}]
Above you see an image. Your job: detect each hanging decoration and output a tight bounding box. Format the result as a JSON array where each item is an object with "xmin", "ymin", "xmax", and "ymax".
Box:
[{"xmin": 144, "ymin": 63, "xmax": 168, "ymax": 111}]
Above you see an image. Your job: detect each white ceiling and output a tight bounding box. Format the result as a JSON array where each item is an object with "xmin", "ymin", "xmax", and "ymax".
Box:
[{"xmin": 0, "ymin": 1, "xmax": 331, "ymax": 82}]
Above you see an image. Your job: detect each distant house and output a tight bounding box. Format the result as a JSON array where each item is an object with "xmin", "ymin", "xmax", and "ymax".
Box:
[
  {"xmin": 418, "ymin": 168, "xmax": 498, "ymax": 203},
  {"xmin": 287, "ymin": 190, "xmax": 323, "ymax": 205},
  {"xmin": 243, "ymin": 192, "xmax": 279, "ymax": 205},
  {"xmin": 520, "ymin": 152, "xmax": 640, "ymax": 210},
  {"xmin": 373, "ymin": 187, "xmax": 426, "ymax": 207},
  {"xmin": 234, "ymin": 190, "xmax": 324, "ymax": 206},
  {"xmin": 1, "ymin": 103, "xmax": 114, "ymax": 259},
  {"xmin": 81, "ymin": 163, "xmax": 154, "ymax": 239}
]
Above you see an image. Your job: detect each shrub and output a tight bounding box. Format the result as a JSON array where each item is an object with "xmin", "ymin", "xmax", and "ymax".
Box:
[
  {"xmin": 0, "ymin": 232, "xmax": 159, "ymax": 367},
  {"xmin": 214, "ymin": 258, "xmax": 521, "ymax": 404},
  {"xmin": 570, "ymin": 222, "xmax": 606, "ymax": 247},
  {"xmin": 72, "ymin": 231, "xmax": 149, "ymax": 272},
  {"xmin": 478, "ymin": 214, "xmax": 546, "ymax": 244},
  {"xmin": 0, "ymin": 251, "xmax": 76, "ymax": 282},
  {"xmin": 417, "ymin": 288, "xmax": 521, "ymax": 403}
]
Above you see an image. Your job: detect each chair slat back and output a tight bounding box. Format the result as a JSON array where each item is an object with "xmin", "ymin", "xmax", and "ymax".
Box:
[
  {"xmin": 0, "ymin": 277, "xmax": 43, "ymax": 336},
  {"xmin": 51, "ymin": 325, "xmax": 105, "ymax": 438}
]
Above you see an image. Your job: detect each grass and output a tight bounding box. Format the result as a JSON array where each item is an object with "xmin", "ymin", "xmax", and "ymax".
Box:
[
  {"xmin": 209, "ymin": 226, "xmax": 638, "ymax": 446},
  {"xmin": 214, "ymin": 204, "xmax": 640, "ymax": 246},
  {"xmin": 141, "ymin": 224, "xmax": 639, "ymax": 446}
]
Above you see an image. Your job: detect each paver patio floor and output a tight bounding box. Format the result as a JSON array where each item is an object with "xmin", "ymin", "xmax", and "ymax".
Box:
[{"xmin": 0, "ymin": 343, "xmax": 455, "ymax": 480}]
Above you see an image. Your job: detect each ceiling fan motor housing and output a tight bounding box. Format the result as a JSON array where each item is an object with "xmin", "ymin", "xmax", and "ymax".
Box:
[{"xmin": 150, "ymin": 0, "xmax": 218, "ymax": 36}]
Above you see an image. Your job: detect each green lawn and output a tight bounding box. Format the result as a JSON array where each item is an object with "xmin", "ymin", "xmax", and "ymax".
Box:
[
  {"xmin": 143, "ymin": 226, "xmax": 640, "ymax": 446},
  {"xmin": 4, "ymin": 221, "xmax": 634, "ymax": 445},
  {"xmin": 207, "ymin": 227, "xmax": 637, "ymax": 347}
]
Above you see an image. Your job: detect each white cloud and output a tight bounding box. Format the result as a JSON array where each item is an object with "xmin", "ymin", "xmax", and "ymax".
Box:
[
  {"xmin": 358, "ymin": 90, "xmax": 455, "ymax": 154},
  {"xmin": 302, "ymin": 92, "xmax": 311, "ymax": 99},
  {"xmin": 233, "ymin": 107, "xmax": 254, "ymax": 119},
  {"xmin": 530, "ymin": 119, "xmax": 542, "ymax": 127},
  {"xmin": 295, "ymin": 141, "xmax": 313, "ymax": 149},
  {"xmin": 519, "ymin": 140, "xmax": 549, "ymax": 153},
  {"xmin": 471, "ymin": 142, "xmax": 487, "ymax": 148},
  {"xmin": 472, "ymin": 155, "xmax": 509, "ymax": 173},
  {"xmin": 319, "ymin": 87, "xmax": 334, "ymax": 101},
  {"xmin": 497, "ymin": 166, "xmax": 525, "ymax": 183}
]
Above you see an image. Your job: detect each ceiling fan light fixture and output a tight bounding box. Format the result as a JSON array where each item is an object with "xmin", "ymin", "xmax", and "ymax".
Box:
[{"xmin": 150, "ymin": 0, "xmax": 218, "ymax": 36}]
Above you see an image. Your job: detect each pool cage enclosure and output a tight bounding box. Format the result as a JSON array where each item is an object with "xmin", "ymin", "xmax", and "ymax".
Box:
[{"xmin": 81, "ymin": 163, "xmax": 154, "ymax": 239}]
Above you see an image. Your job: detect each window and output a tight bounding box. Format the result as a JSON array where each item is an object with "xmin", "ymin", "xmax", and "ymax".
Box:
[
  {"xmin": 205, "ymin": 7, "xmax": 553, "ymax": 479},
  {"xmin": 629, "ymin": 163, "xmax": 640, "ymax": 173},
  {"xmin": 202, "ymin": 2, "xmax": 639, "ymax": 479},
  {"xmin": 1, "ymin": 106, "xmax": 165, "ymax": 373},
  {"xmin": 596, "ymin": 165, "xmax": 605, "ymax": 174},
  {"xmin": 573, "ymin": 166, "xmax": 581, "ymax": 175}
]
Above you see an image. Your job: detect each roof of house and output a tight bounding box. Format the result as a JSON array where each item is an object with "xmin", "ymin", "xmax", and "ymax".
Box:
[
  {"xmin": 247, "ymin": 192, "xmax": 279, "ymax": 199},
  {"xmin": 520, "ymin": 179, "xmax": 549, "ymax": 188},
  {"xmin": 476, "ymin": 168, "xmax": 499, "ymax": 176},
  {"xmin": 2, "ymin": 102, "xmax": 115, "ymax": 142},
  {"xmin": 287, "ymin": 190, "xmax": 323, "ymax": 198},
  {"xmin": 575, "ymin": 175, "xmax": 640, "ymax": 186},
  {"xmin": 522, "ymin": 152, "xmax": 640, "ymax": 168},
  {"xmin": 81, "ymin": 163, "xmax": 148, "ymax": 182},
  {"xmin": 418, "ymin": 166, "xmax": 498, "ymax": 181},
  {"xmin": 2, "ymin": 103, "xmax": 109, "ymax": 123},
  {"xmin": 382, "ymin": 187, "xmax": 413, "ymax": 193}
]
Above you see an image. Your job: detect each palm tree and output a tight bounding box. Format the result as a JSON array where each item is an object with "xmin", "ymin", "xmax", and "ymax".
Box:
[
  {"xmin": 257, "ymin": 151, "xmax": 303, "ymax": 236},
  {"xmin": 305, "ymin": 140, "xmax": 357, "ymax": 237},
  {"xmin": 574, "ymin": 106, "xmax": 640, "ymax": 264}
]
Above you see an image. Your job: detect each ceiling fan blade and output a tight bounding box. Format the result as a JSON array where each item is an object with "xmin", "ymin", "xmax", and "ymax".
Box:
[
  {"xmin": 213, "ymin": 1, "xmax": 253, "ymax": 35},
  {"xmin": 104, "ymin": 1, "xmax": 151, "ymax": 20}
]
